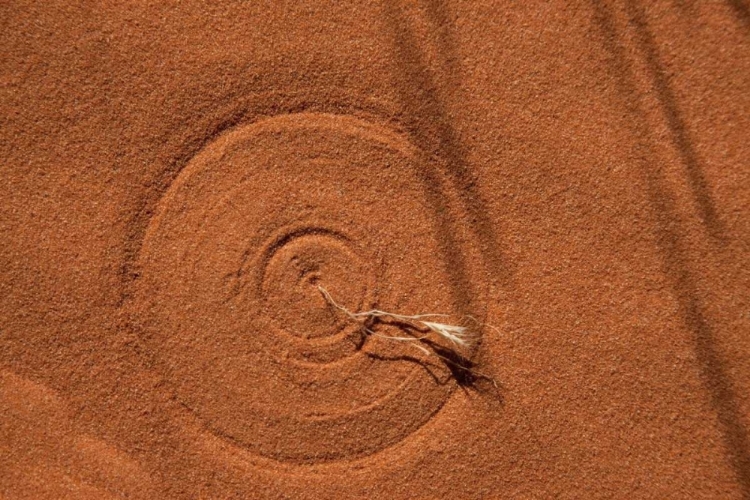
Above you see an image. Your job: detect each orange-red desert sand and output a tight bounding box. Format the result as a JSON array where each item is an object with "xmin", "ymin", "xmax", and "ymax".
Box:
[{"xmin": 2, "ymin": 2, "xmax": 749, "ymax": 499}]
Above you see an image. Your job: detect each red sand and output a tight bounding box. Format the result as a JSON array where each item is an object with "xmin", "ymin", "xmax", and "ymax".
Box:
[{"xmin": 1, "ymin": 1, "xmax": 749, "ymax": 499}]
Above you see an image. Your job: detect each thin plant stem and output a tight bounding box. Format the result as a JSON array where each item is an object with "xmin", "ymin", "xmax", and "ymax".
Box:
[
  {"xmin": 317, "ymin": 285, "xmax": 475, "ymax": 347},
  {"xmin": 317, "ymin": 285, "xmax": 498, "ymax": 388}
]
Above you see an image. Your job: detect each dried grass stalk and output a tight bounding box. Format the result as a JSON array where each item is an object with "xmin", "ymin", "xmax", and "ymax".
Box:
[
  {"xmin": 318, "ymin": 285, "xmax": 497, "ymax": 389},
  {"xmin": 317, "ymin": 285, "xmax": 477, "ymax": 348}
]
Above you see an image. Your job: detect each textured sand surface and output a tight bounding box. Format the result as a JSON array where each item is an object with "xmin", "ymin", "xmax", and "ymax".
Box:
[{"xmin": 1, "ymin": 1, "xmax": 749, "ymax": 499}]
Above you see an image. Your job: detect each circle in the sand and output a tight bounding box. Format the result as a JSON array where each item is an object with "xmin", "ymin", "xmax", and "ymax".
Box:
[
  {"xmin": 135, "ymin": 112, "xmax": 484, "ymax": 463},
  {"xmin": 257, "ymin": 228, "xmax": 369, "ymax": 341}
]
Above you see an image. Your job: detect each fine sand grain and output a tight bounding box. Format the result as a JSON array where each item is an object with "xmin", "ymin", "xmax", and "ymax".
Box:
[{"xmin": 2, "ymin": 1, "xmax": 749, "ymax": 499}]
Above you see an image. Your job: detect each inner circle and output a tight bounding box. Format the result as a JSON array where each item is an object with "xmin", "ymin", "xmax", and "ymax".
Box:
[{"xmin": 260, "ymin": 232, "xmax": 368, "ymax": 340}]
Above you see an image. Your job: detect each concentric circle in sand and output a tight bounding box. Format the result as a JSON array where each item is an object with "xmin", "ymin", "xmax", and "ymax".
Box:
[{"xmin": 134, "ymin": 112, "xmax": 483, "ymax": 463}]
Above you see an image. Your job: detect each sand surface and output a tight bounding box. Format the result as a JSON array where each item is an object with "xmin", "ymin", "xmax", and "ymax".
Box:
[{"xmin": 2, "ymin": 1, "xmax": 749, "ymax": 498}]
